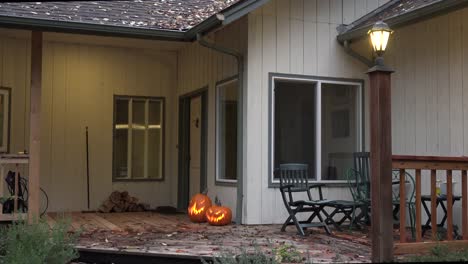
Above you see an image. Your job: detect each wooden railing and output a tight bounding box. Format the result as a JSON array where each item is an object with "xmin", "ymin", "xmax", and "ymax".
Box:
[{"xmin": 392, "ymin": 155, "xmax": 468, "ymax": 254}]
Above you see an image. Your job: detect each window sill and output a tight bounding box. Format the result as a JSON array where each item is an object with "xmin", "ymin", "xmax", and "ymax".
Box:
[
  {"xmin": 215, "ymin": 180, "xmax": 237, "ymax": 187},
  {"xmin": 113, "ymin": 178, "xmax": 165, "ymax": 182}
]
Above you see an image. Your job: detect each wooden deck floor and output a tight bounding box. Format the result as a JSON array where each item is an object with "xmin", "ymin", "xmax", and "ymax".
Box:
[{"xmin": 46, "ymin": 212, "xmax": 372, "ymax": 263}]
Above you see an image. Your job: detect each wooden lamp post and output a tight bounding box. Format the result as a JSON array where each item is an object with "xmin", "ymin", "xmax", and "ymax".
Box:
[{"xmin": 367, "ymin": 21, "xmax": 394, "ymax": 263}]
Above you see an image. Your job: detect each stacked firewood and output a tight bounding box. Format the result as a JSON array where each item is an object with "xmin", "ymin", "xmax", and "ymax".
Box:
[{"xmin": 98, "ymin": 191, "xmax": 150, "ymax": 213}]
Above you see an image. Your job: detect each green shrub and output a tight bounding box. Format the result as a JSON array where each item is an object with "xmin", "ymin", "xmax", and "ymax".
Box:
[
  {"xmin": 202, "ymin": 244, "xmax": 279, "ymax": 264},
  {"xmin": 201, "ymin": 242, "xmax": 304, "ymax": 264},
  {"xmin": 0, "ymin": 218, "xmax": 79, "ymax": 264},
  {"xmin": 405, "ymin": 244, "xmax": 468, "ymax": 262},
  {"xmin": 275, "ymin": 244, "xmax": 302, "ymax": 263}
]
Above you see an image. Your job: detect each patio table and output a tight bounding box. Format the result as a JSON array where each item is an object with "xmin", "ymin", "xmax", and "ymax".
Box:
[{"xmin": 421, "ymin": 194, "xmax": 461, "ymax": 237}]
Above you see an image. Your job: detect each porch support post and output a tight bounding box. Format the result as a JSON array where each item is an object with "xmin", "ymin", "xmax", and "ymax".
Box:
[
  {"xmin": 28, "ymin": 31, "xmax": 42, "ymax": 223},
  {"xmin": 367, "ymin": 63, "xmax": 394, "ymax": 262}
]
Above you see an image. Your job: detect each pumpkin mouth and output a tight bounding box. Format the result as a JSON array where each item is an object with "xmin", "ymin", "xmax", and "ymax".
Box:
[
  {"xmin": 208, "ymin": 213, "xmax": 225, "ymax": 223},
  {"xmin": 189, "ymin": 203, "xmax": 205, "ymax": 215}
]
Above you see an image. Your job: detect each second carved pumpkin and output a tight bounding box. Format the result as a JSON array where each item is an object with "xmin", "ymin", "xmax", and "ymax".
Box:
[{"xmin": 206, "ymin": 197, "xmax": 232, "ymax": 226}]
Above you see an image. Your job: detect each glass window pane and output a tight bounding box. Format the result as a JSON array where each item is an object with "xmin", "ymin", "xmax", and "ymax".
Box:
[
  {"xmin": 148, "ymin": 100, "xmax": 163, "ymax": 179},
  {"xmin": 148, "ymin": 129, "xmax": 162, "ymax": 179},
  {"xmin": 132, "ymin": 100, "xmax": 145, "ymax": 126},
  {"xmin": 217, "ymin": 80, "xmax": 238, "ymax": 181},
  {"xmin": 114, "ymin": 129, "xmax": 128, "ymax": 178},
  {"xmin": 132, "ymin": 129, "xmax": 145, "ymax": 178},
  {"xmin": 115, "ymin": 99, "xmax": 129, "ymax": 125},
  {"xmin": 149, "ymin": 100, "xmax": 162, "ymax": 125},
  {"xmin": 321, "ymin": 83, "xmax": 359, "ymax": 181},
  {"xmin": 274, "ymin": 81, "xmax": 316, "ymax": 180}
]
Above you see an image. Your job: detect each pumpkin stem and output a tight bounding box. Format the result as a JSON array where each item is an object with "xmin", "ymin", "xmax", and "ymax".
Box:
[
  {"xmin": 202, "ymin": 188, "xmax": 208, "ymax": 195},
  {"xmin": 214, "ymin": 196, "xmax": 222, "ymax": 206}
]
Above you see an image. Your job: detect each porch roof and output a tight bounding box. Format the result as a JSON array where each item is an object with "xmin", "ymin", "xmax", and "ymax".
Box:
[
  {"xmin": 337, "ymin": 0, "xmax": 468, "ymax": 42},
  {"xmin": 0, "ymin": 0, "xmax": 265, "ymax": 41}
]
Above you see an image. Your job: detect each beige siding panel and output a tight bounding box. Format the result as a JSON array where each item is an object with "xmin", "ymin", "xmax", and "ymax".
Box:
[
  {"xmin": 290, "ymin": 0, "xmax": 303, "ymax": 20},
  {"xmin": 303, "ymin": 21, "xmax": 317, "ymax": 75},
  {"xmin": 317, "ymin": 23, "xmax": 330, "ymax": 76},
  {"xmin": 436, "ymin": 15, "xmax": 451, "ymax": 156},
  {"xmin": 402, "ymin": 25, "xmax": 416, "ymax": 155},
  {"xmin": 276, "ymin": 0, "xmax": 290, "ymax": 73},
  {"xmin": 263, "ymin": 0, "xmax": 276, "ymax": 16},
  {"xmin": 303, "ymin": 0, "xmax": 317, "ymax": 22},
  {"xmin": 355, "ymin": 0, "xmax": 367, "ymax": 19},
  {"xmin": 426, "ymin": 18, "xmax": 439, "ymax": 155},
  {"xmin": 245, "ymin": 12, "xmax": 263, "ymax": 223},
  {"xmin": 316, "ymin": 0, "xmax": 329, "ymax": 23},
  {"xmin": 449, "ymin": 11, "xmax": 463, "ymax": 156},
  {"xmin": 366, "ymin": 0, "xmax": 378, "ymax": 13},
  {"xmin": 463, "ymin": 8, "xmax": 468, "ymax": 155},
  {"xmin": 262, "ymin": 11, "xmax": 278, "ymax": 223},
  {"xmin": 329, "ymin": 0, "xmax": 342, "ymax": 24},
  {"xmin": 414, "ymin": 21, "xmax": 428, "ymax": 155},
  {"xmin": 343, "ymin": 0, "xmax": 356, "ymax": 24},
  {"xmin": 290, "ymin": 18, "xmax": 304, "ymax": 74}
]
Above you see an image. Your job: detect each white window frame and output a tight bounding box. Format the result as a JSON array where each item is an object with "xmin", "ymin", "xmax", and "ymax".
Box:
[
  {"xmin": 215, "ymin": 77, "xmax": 239, "ymax": 185},
  {"xmin": 0, "ymin": 88, "xmax": 10, "ymax": 153},
  {"xmin": 113, "ymin": 96, "xmax": 164, "ymax": 181},
  {"xmin": 270, "ymin": 75, "xmax": 363, "ymax": 185}
]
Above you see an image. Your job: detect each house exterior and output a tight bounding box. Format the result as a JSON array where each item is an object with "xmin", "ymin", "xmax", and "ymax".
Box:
[{"xmin": 0, "ymin": 0, "xmax": 468, "ymax": 228}]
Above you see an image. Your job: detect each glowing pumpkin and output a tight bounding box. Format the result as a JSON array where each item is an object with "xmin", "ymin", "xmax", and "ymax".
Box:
[
  {"xmin": 206, "ymin": 198, "xmax": 232, "ymax": 226},
  {"xmin": 188, "ymin": 192, "xmax": 212, "ymax": 223}
]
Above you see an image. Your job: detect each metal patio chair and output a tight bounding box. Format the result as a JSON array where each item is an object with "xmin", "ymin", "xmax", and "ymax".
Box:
[
  {"xmin": 392, "ymin": 169, "xmax": 416, "ymax": 239},
  {"xmin": 345, "ymin": 168, "xmax": 371, "ymax": 228},
  {"xmin": 277, "ymin": 164, "xmax": 331, "ymax": 236},
  {"xmin": 351, "ymin": 152, "xmax": 371, "ymax": 224}
]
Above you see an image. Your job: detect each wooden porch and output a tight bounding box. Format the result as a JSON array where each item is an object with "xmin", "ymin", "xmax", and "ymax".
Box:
[{"xmin": 47, "ymin": 212, "xmax": 373, "ymax": 262}]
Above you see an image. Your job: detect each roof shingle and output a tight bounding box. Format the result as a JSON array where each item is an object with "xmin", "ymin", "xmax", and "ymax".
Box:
[{"xmin": 0, "ymin": 0, "xmax": 241, "ymax": 32}]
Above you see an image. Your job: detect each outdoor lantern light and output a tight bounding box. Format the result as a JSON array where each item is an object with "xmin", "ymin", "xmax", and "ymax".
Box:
[{"xmin": 368, "ymin": 21, "xmax": 393, "ymax": 57}]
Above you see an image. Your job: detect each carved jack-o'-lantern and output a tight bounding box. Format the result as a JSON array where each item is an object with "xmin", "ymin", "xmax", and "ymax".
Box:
[
  {"xmin": 206, "ymin": 197, "xmax": 232, "ymax": 226},
  {"xmin": 188, "ymin": 192, "xmax": 212, "ymax": 223}
]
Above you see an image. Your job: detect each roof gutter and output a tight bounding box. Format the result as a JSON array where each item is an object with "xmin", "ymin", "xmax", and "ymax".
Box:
[
  {"xmin": 0, "ymin": 15, "xmax": 187, "ymax": 41},
  {"xmin": 337, "ymin": 0, "xmax": 468, "ymax": 42}
]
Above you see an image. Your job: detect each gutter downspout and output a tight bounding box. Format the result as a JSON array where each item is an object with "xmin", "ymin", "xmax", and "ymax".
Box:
[
  {"xmin": 197, "ymin": 33, "xmax": 244, "ymax": 225},
  {"xmin": 339, "ymin": 40, "xmax": 373, "ymax": 68}
]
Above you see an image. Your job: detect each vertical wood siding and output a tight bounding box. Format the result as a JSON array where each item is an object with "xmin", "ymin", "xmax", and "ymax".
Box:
[
  {"xmin": 176, "ymin": 17, "xmax": 248, "ymax": 220},
  {"xmin": 0, "ymin": 31, "xmax": 179, "ymax": 212},
  {"xmin": 384, "ymin": 8, "xmax": 468, "ymax": 225},
  {"xmin": 245, "ymin": 0, "xmax": 389, "ymax": 224}
]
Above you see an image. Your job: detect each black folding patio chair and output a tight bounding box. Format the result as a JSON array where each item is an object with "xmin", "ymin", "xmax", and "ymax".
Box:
[
  {"xmin": 352, "ymin": 151, "xmax": 371, "ymax": 224},
  {"xmin": 277, "ymin": 163, "xmax": 331, "ymax": 236}
]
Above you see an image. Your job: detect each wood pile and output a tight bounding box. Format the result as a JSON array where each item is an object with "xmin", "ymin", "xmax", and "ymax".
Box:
[{"xmin": 98, "ymin": 191, "xmax": 150, "ymax": 213}]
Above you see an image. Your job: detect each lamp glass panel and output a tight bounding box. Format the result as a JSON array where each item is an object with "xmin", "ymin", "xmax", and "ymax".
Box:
[{"xmin": 370, "ymin": 30, "xmax": 390, "ymax": 52}]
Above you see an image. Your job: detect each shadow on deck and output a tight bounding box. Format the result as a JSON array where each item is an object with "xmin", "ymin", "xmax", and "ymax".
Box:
[{"xmin": 46, "ymin": 212, "xmax": 372, "ymax": 263}]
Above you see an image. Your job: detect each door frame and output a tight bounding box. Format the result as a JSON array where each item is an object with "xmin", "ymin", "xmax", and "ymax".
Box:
[{"xmin": 177, "ymin": 87, "xmax": 208, "ymax": 210}]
